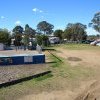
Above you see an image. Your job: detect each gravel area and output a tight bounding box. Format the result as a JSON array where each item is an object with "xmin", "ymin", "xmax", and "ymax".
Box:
[{"xmin": 0, "ymin": 64, "xmax": 48, "ymax": 84}]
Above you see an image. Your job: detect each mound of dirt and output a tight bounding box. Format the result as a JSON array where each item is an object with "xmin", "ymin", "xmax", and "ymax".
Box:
[{"xmin": 75, "ymin": 81, "xmax": 100, "ymax": 100}]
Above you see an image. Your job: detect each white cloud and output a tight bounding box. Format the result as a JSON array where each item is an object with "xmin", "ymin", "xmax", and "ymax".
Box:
[
  {"xmin": 32, "ymin": 8, "xmax": 43, "ymax": 13},
  {"xmin": 15, "ymin": 20, "xmax": 21, "ymax": 25},
  {"xmin": 32, "ymin": 8, "xmax": 38, "ymax": 12},
  {"xmin": 1, "ymin": 16, "xmax": 5, "ymax": 19}
]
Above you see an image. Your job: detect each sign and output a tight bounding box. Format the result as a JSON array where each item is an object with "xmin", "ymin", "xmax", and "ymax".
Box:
[{"xmin": 24, "ymin": 56, "xmax": 33, "ymax": 63}]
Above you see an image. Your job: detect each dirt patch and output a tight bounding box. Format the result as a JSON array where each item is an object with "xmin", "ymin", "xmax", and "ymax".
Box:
[
  {"xmin": 75, "ymin": 81, "xmax": 100, "ymax": 100},
  {"xmin": 18, "ymin": 90, "xmax": 76, "ymax": 100},
  {"xmin": 67, "ymin": 57, "xmax": 82, "ymax": 61},
  {"xmin": 54, "ymin": 48, "xmax": 100, "ymax": 67}
]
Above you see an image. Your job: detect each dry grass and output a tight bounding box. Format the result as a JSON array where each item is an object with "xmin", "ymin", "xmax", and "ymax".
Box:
[{"xmin": 0, "ymin": 44, "xmax": 100, "ymax": 100}]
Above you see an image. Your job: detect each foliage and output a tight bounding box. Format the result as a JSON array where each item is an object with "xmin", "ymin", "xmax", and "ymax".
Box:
[
  {"xmin": 36, "ymin": 34, "xmax": 49, "ymax": 46},
  {"xmin": 54, "ymin": 29, "xmax": 63, "ymax": 40},
  {"xmin": 12, "ymin": 25, "xmax": 24, "ymax": 46},
  {"xmin": 87, "ymin": 34, "xmax": 100, "ymax": 40},
  {"xmin": 25, "ymin": 24, "xmax": 36, "ymax": 37},
  {"xmin": 41, "ymin": 35, "xmax": 49, "ymax": 46},
  {"xmin": 64, "ymin": 23, "xmax": 87, "ymax": 41},
  {"xmin": 37, "ymin": 21, "xmax": 54, "ymax": 35},
  {"xmin": 13, "ymin": 35, "xmax": 22, "ymax": 46},
  {"xmin": 36, "ymin": 35, "xmax": 43, "ymax": 45},
  {"xmin": 63, "ymin": 28, "xmax": 72, "ymax": 40},
  {"xmin": 21, "ymin": 35, "xmax": 29, "ymax": 46},
  {"xmin": 0, "ymin": 29, "xmax": 11, "ymax": 45},
  {"xmin": 13, "ymin": 25, "xmax": 23, "ymax": 34},
  {"xmin": 89, "ymin": 12, "xmax": 100, "ymax": 33}
]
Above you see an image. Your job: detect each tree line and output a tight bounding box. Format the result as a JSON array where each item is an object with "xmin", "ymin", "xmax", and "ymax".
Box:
[{"xmin": 0, "ymin": 12, "xmax": 100, "ymax": 46}]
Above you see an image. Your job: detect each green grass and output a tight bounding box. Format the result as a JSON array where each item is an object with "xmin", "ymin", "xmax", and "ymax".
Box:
[
  {"xmin": 0, "ymin": 43, "xmax": 99, "ymax": 100},
  {"xmin": 47, "ymin": 43, "xmax": 100, "ymax": 50},
  {"xmin": 59, "ymin": 64, "xmax": 94, "ymax": 80},
  {"xmin": 50, "ymin": 54, "xmax": 63, "ymax": 68},
  {"xmin": 0, "ymin": 73, "xmax": 53, "ymax": 100},
  {"xmin": 49, "ymin": 51, "xmax": 94, "ymax": 79},
  {"xmin": 63, "ymin": 43, "xmax": 100, "ymax": 50}
]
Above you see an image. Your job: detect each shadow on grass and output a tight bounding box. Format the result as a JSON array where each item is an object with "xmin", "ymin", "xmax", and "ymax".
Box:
[
  {"xmin": 35, "ymin": 73, "xmax": 53, "ymax": 81},
  {"xmin": 42, "ymin": 48, "xmax": 56, "ymax": 51}
]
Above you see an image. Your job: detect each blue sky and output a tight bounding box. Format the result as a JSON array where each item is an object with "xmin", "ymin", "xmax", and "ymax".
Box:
[{"xmin": 0, "ymin": 0, "xmax": 100, "ymax": 35}]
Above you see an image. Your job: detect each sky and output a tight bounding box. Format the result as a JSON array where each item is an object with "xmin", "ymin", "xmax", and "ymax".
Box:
[{"xmin": 0, "ymin": 0, "xmax": 100, "ymax": 35}]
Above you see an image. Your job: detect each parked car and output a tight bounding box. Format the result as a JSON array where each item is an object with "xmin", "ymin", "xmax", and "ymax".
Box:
[
  {"xmin": 90, "ymin": 39, "xmax": 100, "ymax": 46},
  {"xmin": 49, "ymin": 37, "xmax": 60, "ymax": 44},
  {"xmin": 96, "ymin": 43, "xmax": 100, "ymax": 46}
]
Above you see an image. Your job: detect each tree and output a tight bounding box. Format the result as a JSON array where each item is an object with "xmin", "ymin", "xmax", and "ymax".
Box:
[
  {"xmin": 37, "ymin": 21, "xmax": 54, "ymax": 35},
  {"xmin": 89, "ymin": 12, "xmax": 100, "ymax": 33},
  {"xmin": 36, "ymin": 35, "xmax": 49, "ymax": 46},
  {"xmin": 87, "ymin": 34, "xmax": 100, "ymax": 40},
  {"xmin": 63, "ymin": 28, "xmax": 72, "ymax": 40},
  {"xmin": 25, "ymin": 24, "xmax": 36, "ymax": 37},
  {"xmin": 54, "ymin": 29, "xmax": 63, "ymax": 40},
  {"xmin": 21, "ymin": 35, "xmax": 29, "ymax": 50},
  {"xmin": 64, "ymin": 23, "xmax": 87, "ymax": 41},
  {"xmin": 0, "ymin": 29, "xmax": 11, "ymax": 45},
  {"xmin": 12, "ymin": 25, "xmax": 24, "ymax": 46},
  {"xmin": 13, "ymin": 25, "xmax": 23, "ymax": 34},
  {"xmin": 36, "ymin": 35, "xmax": 43, "ymax": 45},
  {"xmin": 41, "ymin": 35, "xmax": 49, "ymax": 46}
]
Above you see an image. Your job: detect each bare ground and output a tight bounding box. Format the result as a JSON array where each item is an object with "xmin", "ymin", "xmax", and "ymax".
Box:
[
  {"xmin": 1, "ymin": 46, "xmax": 100, "ymax": 100},
  {"xmin": 18, "ymin": 46, "xmax": 100, "ymax": 100}
]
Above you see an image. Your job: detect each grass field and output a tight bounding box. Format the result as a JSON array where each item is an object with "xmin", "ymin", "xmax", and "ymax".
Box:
[{"xmin": 0, "ymin": 44, "xmax": 100, "ymax": 100}]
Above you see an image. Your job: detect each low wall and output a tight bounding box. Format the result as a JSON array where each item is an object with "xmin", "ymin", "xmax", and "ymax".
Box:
[{"xmin": 0, "ymin": 54, "xmax": 45, "ymax": 65}]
